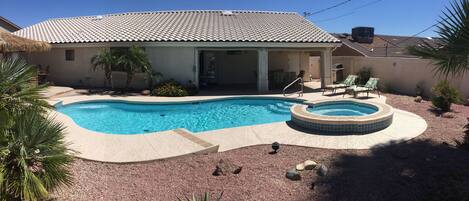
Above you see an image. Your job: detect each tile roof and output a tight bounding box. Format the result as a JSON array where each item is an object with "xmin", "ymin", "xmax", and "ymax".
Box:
[
  {"xmin": 14, "ymin": 10, "xmax": 340, "ymax": 44},
  {"xmin": 333, "ymin": 33, "xmax": 441, "ymax": 58}
]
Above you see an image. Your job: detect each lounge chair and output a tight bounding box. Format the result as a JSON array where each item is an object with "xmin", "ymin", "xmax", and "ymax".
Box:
[
  {"xmin": 344, "ymin": 77, "xmax": 380, "ymax": 97},
  {"xmin": 322, "ymin": 75, "xmax": 358, "ymax": 95}
]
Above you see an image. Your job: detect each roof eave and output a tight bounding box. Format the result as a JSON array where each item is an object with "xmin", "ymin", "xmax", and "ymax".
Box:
[{"xmin": 49, "ymin": 41, "xmax": 342, "ymax": 48}]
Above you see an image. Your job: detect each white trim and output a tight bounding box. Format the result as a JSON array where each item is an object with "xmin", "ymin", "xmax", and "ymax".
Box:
[{"xmin": 51, "ymin": 41, "xmax": 341, "ymax": 49}]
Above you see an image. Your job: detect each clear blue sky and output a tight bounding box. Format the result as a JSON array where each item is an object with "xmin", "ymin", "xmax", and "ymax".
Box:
[{"xmin": 0, "ymin": 0, "xmax": 451, "ymax": 37}]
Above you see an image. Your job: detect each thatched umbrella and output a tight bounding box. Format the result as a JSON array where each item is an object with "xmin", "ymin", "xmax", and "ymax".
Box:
[{"xmin": 0, "ymin": 30, "xmax": 51, "ymax": 53}]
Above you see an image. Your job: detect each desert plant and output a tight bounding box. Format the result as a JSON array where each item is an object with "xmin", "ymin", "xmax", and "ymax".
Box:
[
  {"xmin": 456, "ymin": 118, "xmax": 469, "ymax": 150},
  {"xmin": 408, "ymin": 0, "xmax": 469, "ymax": 78},
  {"xmin": 177, "ymin": 192, "xmax": 224, "ymax": 201},
  {"xmin": 153, "ymin": 80, "xmax": 189, "ymax": 97},
  {"xmin": 431, "ymin": 80, "xmax": 461, "ymax": 112},
  {"xmin": 116, "ymin": 45, "xmax": 151, "ymax": 91},
  {"xmin": 0, "ymin": 58, "xmax": 49, "ymax": 123},
  {"xmin": 415, "ymin": 81, "xmax": 425, "ymax": 96},
  {"xmin": 91, "ymin": 48, "xmax": 117, "ymax": 89},
  {"xmin": 0, "ymin": 109, "xmax": 74, "ymax": 201},
  {"xmin": 357, "ymin": 67, "xmax": 372, "ymax": 85}
]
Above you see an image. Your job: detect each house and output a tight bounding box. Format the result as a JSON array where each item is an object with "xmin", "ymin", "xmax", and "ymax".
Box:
[
  {"xmin": 0, "ymin": 16, "xmax": 20, "ymax": 32},
  {"xmin": 326, "ymin": 27, "xmax": 469, "ymax": 98},
  {"xmin": 14, "ymin": 10, "xmax": 341, "ymax": 91}
]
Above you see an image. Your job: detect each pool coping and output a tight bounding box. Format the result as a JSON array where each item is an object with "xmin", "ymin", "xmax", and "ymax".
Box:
[{"xmin": 48, "ymin": 94, "xmax": 427, "ymax": 163}]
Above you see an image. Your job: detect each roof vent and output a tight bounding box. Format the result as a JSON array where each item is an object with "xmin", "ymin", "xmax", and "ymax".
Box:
[
  {"xmin": 93, "ymin": 15, "xmax": 104, "ymax": 20},
  {"xmin": 221, "ymin": 10, "xmax": 234, "ymax": 16}
]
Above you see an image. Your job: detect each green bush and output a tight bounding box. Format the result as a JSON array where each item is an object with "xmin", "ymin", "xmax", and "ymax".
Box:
[
  {"xmin": 431, "ymin": 80, "xmax": 461, "ymax": 112},
  {"xmin": 357, "ymin": 67, "xmax": 372, "ymax": 85},
  {"xmin": 153, "ymin": 80, "xmax": 189, "ymax": 97}
]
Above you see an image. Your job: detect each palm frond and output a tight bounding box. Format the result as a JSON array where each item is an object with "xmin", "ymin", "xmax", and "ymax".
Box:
[
  {"xmin": 408, "ymin": 0, "xmax": 469, "ymax": 78},
  {"xmin": 0, "ymin": 110, "xmax": 74, "ymax": 201}
]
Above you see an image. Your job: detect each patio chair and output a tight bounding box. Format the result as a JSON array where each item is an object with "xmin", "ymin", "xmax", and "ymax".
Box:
[
  {"xmin": 322, "ymin": 74, "xmax": 358, "ymax": 95},
  {"xmin": 344, "ymin": 77, "xmax": 380, "ymax": 98}
]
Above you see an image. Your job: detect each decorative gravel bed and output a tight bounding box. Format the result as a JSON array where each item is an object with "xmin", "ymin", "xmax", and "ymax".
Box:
[{"xmin": 51, "ymin": 93, "xmax": 469, "ymax": 201}]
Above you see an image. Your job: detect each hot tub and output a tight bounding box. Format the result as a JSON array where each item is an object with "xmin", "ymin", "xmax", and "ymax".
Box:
[{"xmin": 291, "ymin": 99, "xmax": 393, "ymax": 134}]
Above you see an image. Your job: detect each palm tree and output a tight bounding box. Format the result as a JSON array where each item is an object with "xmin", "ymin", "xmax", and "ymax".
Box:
[
  {"xmin": 91, "ymin": 49, "xmax": 117, "ymax": 89},
  {"xmin": 0, "ymin": 109, "xmax": 74, "ymax": 201},
  {"xmin": 0, "ymin": 58, "xmax": 49, "ymax": 128},
  {"xmin": 116, "ymin": 45, "xmax": 151, "ymax": 91},
  {"xmin": 408, "ymin": 0, "xmax": 469, "ymax": 79}
]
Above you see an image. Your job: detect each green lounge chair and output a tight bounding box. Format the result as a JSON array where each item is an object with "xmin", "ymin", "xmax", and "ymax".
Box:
[
  {"xmin": 344, "ymin": 77, "xmax": 380, "ymax": 97},
  {"xmin": 322, "ymin": 74, "xmax": 358, "ymax": 95}
]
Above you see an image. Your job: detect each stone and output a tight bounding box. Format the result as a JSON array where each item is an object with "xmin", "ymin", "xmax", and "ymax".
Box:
[
  {"xmin": 465, "ymin": 99, "xmax": 469, "ymax": 106},
  {"xmin": 442, "ymin": 112, "xmax": 454, "ymax": 119},
  {"xmin": 286, "ymin": 168, "xmax": 301, "ymax": 181},
  {"xmin": 317, "ymin": 164, "xmax": 328, "ymax": 176},
  {"xmin": 296, "ymin": 163, "xmax": 305, "ymax": 171},
  {"xmin": 212, "ymin": 159, "xmax": 242, "ymax": 176},
  {"xmin": 414, "ymin": 96, "xmax": 423, "ymax": 103},
  {"xmin": 141, "ymin": 90, "xmax": 151, "ymax": 96},
  {"xmin": 304, "ymin": 160, "xmax": 317, "ymax": 170}
]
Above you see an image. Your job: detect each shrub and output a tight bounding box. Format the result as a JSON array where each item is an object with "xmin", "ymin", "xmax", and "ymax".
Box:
[
  {"xmin": 153, "ymin": 79, "xmax": 189, "ymax": 97},
  {"xmin": 415, "ymin": 82, "xmax": 424, "ymax": 96},
  {"xmin": 357, "ymin": 67, "xmax": 372, "ymax": 85},
  {"xmin": 431, "ymin": 80, "xmax": 461, "ymax": 112}
]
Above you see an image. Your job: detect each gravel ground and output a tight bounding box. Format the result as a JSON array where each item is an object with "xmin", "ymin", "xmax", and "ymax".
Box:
[{"xmin": 51, "ymin": 93, "xmax": 469, "ymax": 201}]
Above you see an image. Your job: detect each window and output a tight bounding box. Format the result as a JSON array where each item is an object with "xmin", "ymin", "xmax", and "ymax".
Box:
[{"xmin": 65, "ymin": 50, "xmax": 75, "ymax": 61}]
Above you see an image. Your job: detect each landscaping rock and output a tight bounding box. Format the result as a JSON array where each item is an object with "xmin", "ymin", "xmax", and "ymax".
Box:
[
  {"xmin": 442, "ymin": 112, "xmax": 455, "ymax": 119},
  {"xmin": 286, "ymin": 168, "xmax": 301, "ymax": 181},
  {"xmin": 317, "ymin": 164, "xmax": 328, "ymax": 176},
  {"xmin": 296, "ymin": 163, "xmax": 305, "ymax": 171},
  {"xmin": 141, "ymin": 90, "xmax": 151, "ymax": 96},
  {"xmin": 212, "ymin": 159, "xmax": 242, "ymax": 176},
  {"xmin": 304, "ymin": 160, "xmax": 317, "ymax": 170},
  {"xmin": 414, "ymin": 96, "xmax": 423, "ymax": 103}
]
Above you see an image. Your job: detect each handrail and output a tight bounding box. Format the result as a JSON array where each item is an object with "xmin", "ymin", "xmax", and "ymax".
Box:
[{"xmin": 283, "ymin": 77, "xmax": 304, "ymax": 97}]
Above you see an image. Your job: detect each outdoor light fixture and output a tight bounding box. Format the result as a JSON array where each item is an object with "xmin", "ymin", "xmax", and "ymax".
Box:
[{"xmin": 271, "ymin": 142, "xmax": 280, "ymax": 153}]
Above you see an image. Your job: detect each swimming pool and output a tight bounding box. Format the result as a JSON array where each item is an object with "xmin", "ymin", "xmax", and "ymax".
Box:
[
  {"xmin": 56, "ymin": 98, "xmax": 303, "ymax": 134},
  {"xmin": 307, "ymin": 101, "xmax": 378, "ymax": 116}
]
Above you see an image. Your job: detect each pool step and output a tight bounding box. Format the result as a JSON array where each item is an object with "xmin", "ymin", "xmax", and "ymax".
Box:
[
  {"xmin": 266, "ymin": 104, "xmax": 291, "ymax": 114},
  {"xmin": 275, "ymin": 102, "xmax": 294, "ymax": 110}
]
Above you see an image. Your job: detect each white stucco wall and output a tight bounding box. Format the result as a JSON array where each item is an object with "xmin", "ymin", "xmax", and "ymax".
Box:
[
  {"xmin": 28, "ymin": 47, "xmax": 107, "ymax": 87},
  {"xmin": 28, "ymin": 46, "xmax": 196, "ymax": 89},
  {"xmin": 333, "ymin": 56, "xmax": 469, "ymax": 98},
  {"xmin": 309, "ymin": 56, "xmax": 321, "ymax": 79},
  {"xmin": 146, "ymin": 47, "xmax": 196, "ymax": 85},
  {"xmin": 269, "ymin": 51, "xmax": 309, "ymax": 75}
]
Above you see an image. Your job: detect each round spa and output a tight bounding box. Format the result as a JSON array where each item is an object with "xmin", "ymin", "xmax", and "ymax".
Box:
[{"xmin": 291, "ymin": 99, "xmax": 394, "ymax": 134}]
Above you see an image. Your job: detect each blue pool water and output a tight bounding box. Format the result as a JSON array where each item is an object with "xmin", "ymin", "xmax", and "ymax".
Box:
[
  {"xmin": 307, "ymin": 101, "xmax": 378, "ymax": 116},
  {"xmin": 56, "ymin": 98, "xmax": 302, "ymax": 134}
]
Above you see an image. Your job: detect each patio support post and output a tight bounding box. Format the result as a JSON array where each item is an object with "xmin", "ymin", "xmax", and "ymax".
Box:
[
  {"xmin": 320, "ymin": 48, "xmax": 333, "ymax": 88},
  {"xmin": 257, "ymin": 48, "xmax": 269, "ymax": 92}
]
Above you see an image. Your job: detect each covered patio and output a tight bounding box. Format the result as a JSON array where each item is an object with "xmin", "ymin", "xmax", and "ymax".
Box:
[{"xmin": 195, "ymin": 46, "xmax": 336, "ymax": 93}]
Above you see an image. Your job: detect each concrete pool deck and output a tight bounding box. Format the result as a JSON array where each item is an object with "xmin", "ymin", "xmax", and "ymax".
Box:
[{"xmin": 48, "ymin": 92, "xmax": 427, "ymax": 163}]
